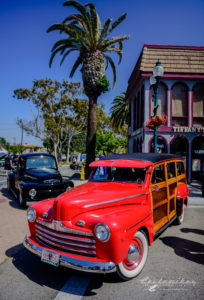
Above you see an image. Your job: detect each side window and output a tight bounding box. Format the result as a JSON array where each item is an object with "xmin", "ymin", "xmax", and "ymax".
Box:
[
  {"xmin": 176, "ymin": 161, "xmax": 184, "ymax": 176},
  {"xmin": 167, "ymin": 162, "xmax": 176, "ymax": 179},
  {"xmin": 151, "ymin": 164, "xmax": 165, "ymax": 183}
]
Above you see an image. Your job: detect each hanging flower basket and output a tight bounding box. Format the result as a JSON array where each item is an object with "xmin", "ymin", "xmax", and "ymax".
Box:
[{"xmin": 146, "ymin": 115, "xmax": 167, "ymax": 130}]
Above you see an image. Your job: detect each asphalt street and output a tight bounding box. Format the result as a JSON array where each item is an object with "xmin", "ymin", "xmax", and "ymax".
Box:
[{"xmin": 0, "ymin": 166, "xmax": 203, "ymax": 300}]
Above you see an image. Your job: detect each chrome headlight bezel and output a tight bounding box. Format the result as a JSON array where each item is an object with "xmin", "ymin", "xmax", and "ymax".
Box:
[
  {"xmin": 27, "ymin": 207, "xmax": 36, "ymax": 223},
  {"xmin": 94, "ymin": 223, "xmax": 110, "ymax": 242},
  {"xmin": 29, "ymin": 188, "xmax": 37, "ymax": 199}
]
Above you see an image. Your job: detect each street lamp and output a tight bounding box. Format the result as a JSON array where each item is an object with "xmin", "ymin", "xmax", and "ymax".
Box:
[{"xmin": 150, "ymin": 59, "xmax": 164, "ymax": 153}]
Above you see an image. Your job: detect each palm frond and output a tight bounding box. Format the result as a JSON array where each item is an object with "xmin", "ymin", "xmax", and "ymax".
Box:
[
  {"xmin": 109, "ymin": 13, "xmax": 127, "ymax": 33},
  {"xmin": 101, "ymin": 35, "xmax": 130, "ymax": 49},
  {"xmin": 60, "ymin": 48, "xmax": 78, "ymax": 65},
  {"xmin": 98, "ymin": 18, "xmax": 112, "ymax": 42},
  {"xmin": 49, "ymin": 45, "xmax": 68, "ymax": 67},
  {"xmin": 110, "ymin": 92, "xmax": 129, "ymax": 129},
  {"xmin": 85, "ymin": 3, "xmax": 101, "ymax": 45},
  {"xmin": 104, "ymin": 56, "xmax": 109, "ymax": 70},
  {"xmin": 62, "ymin": 14, "xmax": 91, "ymax": 43},
  {"xmin": 57, "ymin": 24, "xmax": 89, "ymax": 49},
  {"xmin": 70, "ymin": 53, "xmax": 84, "ymax": 77},
  {"xmin": 105, "ymin": 47, "xmax": 122, "ymax": 64},
  {"xmin": 51, "ymin": 38, "xmax": 76, "ymax": 52},
  {"xmin": 63, "ymin": 1, "xmax": 88, "ymax": 18},
  {"xmin": 47, "ymin": 23, "xmax": 66, "ymax": 34},
  {"xmin": 103, "ymin": 55, "xmax": 116, "ymax": 87}
]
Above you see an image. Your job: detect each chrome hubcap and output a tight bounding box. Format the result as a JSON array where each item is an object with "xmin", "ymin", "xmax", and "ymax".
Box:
[{"xmin": 127, "ymin": 244, "xmax": 139, "ymax": 263}]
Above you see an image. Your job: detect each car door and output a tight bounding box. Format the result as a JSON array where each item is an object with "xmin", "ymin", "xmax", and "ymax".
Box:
[
  {"xmin": 166, "ymin": 161, "xmax": 177, "ymax": 220},
  {"xmin": 150, "ymin": 163, "xmax": 169, "ymax": 234},
  {"xmin": 15, "ymin": 156, "xmax": 25, "ymax": 190}
]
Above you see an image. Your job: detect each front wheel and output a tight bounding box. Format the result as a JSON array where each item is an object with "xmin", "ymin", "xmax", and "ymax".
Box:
[
  {"xmin": 117, "ymin": 230, "xmax": 149, "ymax": 281},
  {"xmin": 18, "ymin": 189, "xmax": 26, "ymax": 207}
]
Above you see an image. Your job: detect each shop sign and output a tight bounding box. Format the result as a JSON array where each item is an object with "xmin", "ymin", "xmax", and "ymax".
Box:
[
  {"xmin": 131, "ymin": 128, "xmax": 143, "ymax": 137},
  {"xmin": 172, "ymin": 127, "xmax": 204, "ymax": 133}
]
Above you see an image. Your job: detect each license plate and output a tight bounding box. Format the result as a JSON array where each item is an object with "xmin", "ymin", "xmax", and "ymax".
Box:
[{"xmin": 41, "ymin": 249, "xmax": 60, "ymax": 267}]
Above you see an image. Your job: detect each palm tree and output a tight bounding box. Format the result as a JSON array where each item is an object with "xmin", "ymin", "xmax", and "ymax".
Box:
[
  {"xmin": 47, "ymin": 0, "xmax": 129, "ymax": 174},
  {"xmin": 110, "ymin": 92, "xmax": 129, "ymax": 132}
]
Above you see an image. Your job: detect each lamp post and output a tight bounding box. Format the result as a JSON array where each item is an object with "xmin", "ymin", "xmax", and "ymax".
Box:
[{"xmin": 150, "ymin": 59, "xmax": 164, "ymax": 153}]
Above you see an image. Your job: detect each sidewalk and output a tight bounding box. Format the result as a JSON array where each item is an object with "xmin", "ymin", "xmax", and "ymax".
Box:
[{"xmin": 188, "ymin": 182, "xmax": 204, "ymax": 206}]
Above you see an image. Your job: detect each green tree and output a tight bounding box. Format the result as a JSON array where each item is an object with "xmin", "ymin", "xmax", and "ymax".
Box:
[
  {"xmin": 0, "ymin": 137, "xmax": 9, "ymax": 151},
  {"xmin": 47, "ymin": 0, "xmax": 129, "ymax": 172},
  {"xmin": 110, "ymin": 92, "xmax": 129, "ymax": 135},
  {"xmin": 70, "ymin": 131, "xmax": 86, "ymax": 154},
  {"xmin": 13, "ymin": 79, "xmax": 85, "ymax": 159},
  {"xmin": 9, "ymin": 144, "xmax": 25, "ymax": 154},
  {"xmin": 96, "ymin": 131, "xmax": 126, "ymax": 155}
]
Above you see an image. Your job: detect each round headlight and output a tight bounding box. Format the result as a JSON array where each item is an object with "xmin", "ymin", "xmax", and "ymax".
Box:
[
  {"xmin": 94, "ymin": 223, "xmax": 110, "ymax": 242},
  {"xmin": 27, "ymin": 207, "xmax": 36, "ymax": 223},
  {"xmin": 29, "ymin": 188, "xmax": 37, "ymax": 199}
]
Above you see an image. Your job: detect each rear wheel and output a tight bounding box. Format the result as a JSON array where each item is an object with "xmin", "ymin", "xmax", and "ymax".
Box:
[
  {"xmin": 176, "ymin": 205, "xmax": 184, "ymax": 225},
  {"xmin": 117, "ymin": 230, "xmax": 148, "ymax": 281},
  {"xmin": 18, "ymin": 189, "xmax": 26, "ymax": 207}
]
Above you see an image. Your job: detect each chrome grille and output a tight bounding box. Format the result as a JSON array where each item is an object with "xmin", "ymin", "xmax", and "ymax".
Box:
[{"xmin": 35, "ymin": 221, "xmax": 96, "ymax": 257}]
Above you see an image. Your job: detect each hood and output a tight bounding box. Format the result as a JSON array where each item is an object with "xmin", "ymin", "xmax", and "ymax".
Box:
[
  {"xmin": 25, "ymin": 168, "xmax": 61, "ymax": 182},
  {"xmin": 53, "ymin": 182, "xmax": 148, "ymax": 221}
]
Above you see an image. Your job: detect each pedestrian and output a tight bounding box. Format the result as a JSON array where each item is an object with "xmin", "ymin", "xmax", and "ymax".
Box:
[{"xmin": 4, "ymin": 153, "xmax": 12, "ymax": 175}]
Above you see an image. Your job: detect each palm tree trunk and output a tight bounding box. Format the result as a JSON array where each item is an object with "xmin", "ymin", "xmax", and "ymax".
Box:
[{"xmin": 85, "ymin": 95, "xmax": 98, "ymax": 178}]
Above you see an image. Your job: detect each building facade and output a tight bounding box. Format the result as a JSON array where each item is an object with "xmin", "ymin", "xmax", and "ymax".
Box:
[{"xmin": 126, "ymin": 45, "xmax": 204, "ymax": 183}]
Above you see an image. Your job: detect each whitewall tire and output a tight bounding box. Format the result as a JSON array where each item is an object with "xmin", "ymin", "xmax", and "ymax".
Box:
[{"xmin": 117, "ymin": 230, "xmax": 148, "ymax": 280}]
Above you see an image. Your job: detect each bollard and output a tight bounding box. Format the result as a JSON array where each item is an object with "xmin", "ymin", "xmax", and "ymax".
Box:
[{"xmin": 80, "ymin": 166, "xmax": 85, "ymax": 181}]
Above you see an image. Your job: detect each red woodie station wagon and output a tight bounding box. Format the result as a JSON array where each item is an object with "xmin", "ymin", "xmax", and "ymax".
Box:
[{"xmin": 24, "ymin": 153, "xmax": 188, "ymax": 280}]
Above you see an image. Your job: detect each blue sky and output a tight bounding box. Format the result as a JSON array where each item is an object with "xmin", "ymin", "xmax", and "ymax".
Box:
[{"xmin": 0, "ymin": 0, "xmax": 204, "ymax": 145}]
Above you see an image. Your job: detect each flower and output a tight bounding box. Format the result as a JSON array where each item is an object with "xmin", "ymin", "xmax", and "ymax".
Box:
[{"xmin": 146, "ymin": 115, "xmax": 167, "ymax": 129}]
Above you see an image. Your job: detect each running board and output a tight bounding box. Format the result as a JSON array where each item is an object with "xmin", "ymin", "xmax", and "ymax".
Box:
[{"xmin": 154, "ymin": 215, "xmax": 177, "ymax": 239}]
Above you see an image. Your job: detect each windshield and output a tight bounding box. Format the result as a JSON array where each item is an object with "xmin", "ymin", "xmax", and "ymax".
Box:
[
  {"xmin": 91, "ymin": 166, "xmax": 146, "ymax": 184},
  {"xmin": 25, "ymin": 156, "xmax": 57, "ymax": 170}
]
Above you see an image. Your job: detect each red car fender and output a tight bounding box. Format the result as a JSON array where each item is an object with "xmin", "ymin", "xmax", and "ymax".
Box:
[
  {"xmin": 176, "ymin": 183, "xmax": 189, "ymax": 206},
  {"xmin": 96, "ymin": 206, "xmax": 154, "ymax": 265}
]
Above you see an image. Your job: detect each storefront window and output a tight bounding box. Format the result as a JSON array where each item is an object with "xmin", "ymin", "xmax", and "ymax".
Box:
[
  {"xmin": 172, "ymin": 83, "xmax": 188, "ymax": 126},
  {"xmin": 170, "ymin": 136, "xmax": 188, "ymax": 172},
  {"xmin": 192, "ymin": 136, "xmax": 204, "ymax": 181},
  {"xmin": 193, "ymin": 84, "xmax": 204, "ymax": 127}
]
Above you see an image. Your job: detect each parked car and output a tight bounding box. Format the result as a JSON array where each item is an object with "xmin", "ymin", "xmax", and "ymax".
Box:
[
  {"xmin": 8, "ymin": 153, "xmax": 74, "ymax": 207},
  {"xmin": 24, "ymin": 153, "xmax": 188, "ymax": 280}
]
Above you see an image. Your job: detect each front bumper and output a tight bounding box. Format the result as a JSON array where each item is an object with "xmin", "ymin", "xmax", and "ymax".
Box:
[
  {"xmin": 21, "ymin": 181, "xmax": 72, "ymax": 201},
  {"xmin": 23, "ymin": 236, "xmax": 116, "ymax": 274}
]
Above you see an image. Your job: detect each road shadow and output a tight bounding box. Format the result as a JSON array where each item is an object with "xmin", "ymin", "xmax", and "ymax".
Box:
[
  {"xmin": 5, "ymin": 243, "xmax": 24, "ymax": 258},
  {"xmin": 160, "ymin": 236, "xmax": 204, "ymax": 265},
  {"xmin": 66, "ymin": 172, "xmax": 81, "ymax": 180},
  {"xmin": 0, "ymin": 187, "xmax": 27, "ymax": 210},
  {"xmin": 181, "ymin": 228, "xmax": 204, "ymax": 235},
  {"xmin": 7, "ymin": 245, "xmax": 80, "ymax": 291},
  {"xmin": 7, "ymin": 244, "xmax": 120, "ymax": 296}
]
